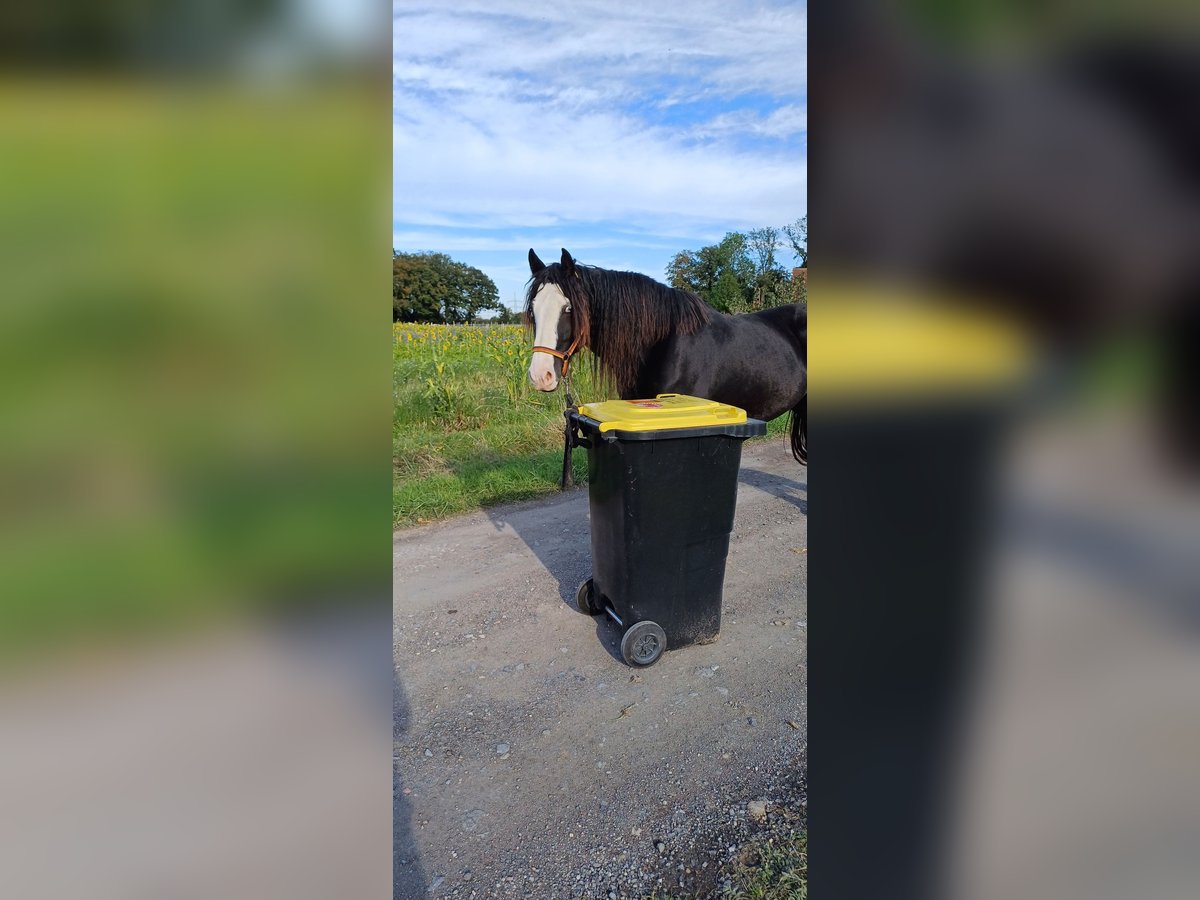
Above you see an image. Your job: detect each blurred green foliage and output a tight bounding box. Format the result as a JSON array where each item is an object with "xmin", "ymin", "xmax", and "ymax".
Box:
[
  {"xmin": 0, "ymin": 82, "xmax": 388, "ymax": 664},
  {"xmin": 905, "ymin": 0, "xmax": 1196, "ymax": 49}
]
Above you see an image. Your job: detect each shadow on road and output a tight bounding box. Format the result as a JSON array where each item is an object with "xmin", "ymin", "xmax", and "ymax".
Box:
[
  {"xmin": 393, "ymin": 670, "xmax": 427, "ymax": 898},
  {"xmin": 1006, "ymin": 499, "xmax": 1200, "ymax": 632},
  {"xmin": 738, "ymin": 466, "xmax": 808, "ymax": 514},
  {"xmin": 270, "ymin": 606, "xmax": 410, "ymax": 896},
  {"xmin": 482, "ymin": 488, "xmax": 592, "ymax": 610},
  {"xmin": 482, "ymin": 488, "xmax": 629, "ymax": 660}
]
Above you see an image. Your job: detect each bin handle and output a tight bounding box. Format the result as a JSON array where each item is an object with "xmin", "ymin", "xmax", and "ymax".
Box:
[{"xmin": 568, "ymin": 420, "xmax": 592, "ymax": 449}]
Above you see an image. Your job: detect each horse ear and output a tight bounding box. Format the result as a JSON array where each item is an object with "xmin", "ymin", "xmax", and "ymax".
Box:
[
  {"xmin": 560, "ymin": 248, "xmax": 575, "ymax": 273},
  {"xmin": 528, "ymin": 248, "xmax": 545, "ymax": 274}
]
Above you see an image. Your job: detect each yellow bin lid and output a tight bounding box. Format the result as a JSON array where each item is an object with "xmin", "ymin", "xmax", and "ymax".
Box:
[
  {"xmin": 577, "ymin": 394, "xmax": 748, "ymax": 433},
  {"xmin": 811, "ymin": 282, "xmax": 1033, "ymax": 405}
]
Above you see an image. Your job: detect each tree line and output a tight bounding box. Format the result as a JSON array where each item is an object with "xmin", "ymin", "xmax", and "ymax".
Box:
[
  {"xmin": 666, "ymin": 216, "xmax": 806, "ymax": 313},
  {"xmin": 394, "ymin": 216, "xmax": 805, "ymax": 324},
  {"xmin": 393, "ymin": 251, "xmax": 506, "ymax": 324}
]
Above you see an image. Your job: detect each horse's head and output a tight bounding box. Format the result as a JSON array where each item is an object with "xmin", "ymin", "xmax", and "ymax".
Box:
[{"xmin": 525, "ymin": 248, "xmax": 587, "ymax": 392}]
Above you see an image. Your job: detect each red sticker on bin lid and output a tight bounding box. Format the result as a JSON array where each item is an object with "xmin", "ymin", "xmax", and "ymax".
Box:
[{"xmin": 628, "ymin": 400, "xmax": 664, "ymax": 408}]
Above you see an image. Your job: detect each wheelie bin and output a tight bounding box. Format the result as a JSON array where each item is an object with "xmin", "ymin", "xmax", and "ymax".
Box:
[
  {"xmin": 567, "ymin": 393, "xmax": 767, "ymax": 667},
  {"xmin": 813, "ymin": 291, "xmax": 1032, "ymax": 900}
]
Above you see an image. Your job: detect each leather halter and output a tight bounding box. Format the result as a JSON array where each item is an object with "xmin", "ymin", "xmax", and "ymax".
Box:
[
  {"xmin": 531, "ymin": 333, "xmax": 583, "ymax": 377},
  {"xmin": 531, "ymin": 298, "xmax": 584, "ymax": 377}
]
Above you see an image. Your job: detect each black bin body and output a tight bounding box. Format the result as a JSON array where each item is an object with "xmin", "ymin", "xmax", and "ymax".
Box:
[
  {"xmin": 569, "ymin": 412, "xmax": 766, "ymax": 650},
  {"xmin": 817, "ymin": 400, "xmax": 1009, "ymax": 900}
]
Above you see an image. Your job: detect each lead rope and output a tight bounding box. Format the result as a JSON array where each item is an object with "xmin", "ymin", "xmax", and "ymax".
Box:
[
  {"xmin": 560, "ymin": 367, "xmax": 577, "ymax": 490},
  {"xmin": 558, "ymin": 274, "xmax": 588, "ymax": 490}
]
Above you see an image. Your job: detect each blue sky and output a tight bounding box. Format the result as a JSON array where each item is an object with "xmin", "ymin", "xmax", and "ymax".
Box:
[{"xmin": 393, "ymin": 1, "xmax": 807, "ymax": 312}]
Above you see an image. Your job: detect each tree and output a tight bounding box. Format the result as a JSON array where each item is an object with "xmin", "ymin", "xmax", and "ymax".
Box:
[
  {"xmin": 667, "ymin": 226, "xmax": 805, "ymax": 313},
  {"xmin": 747, "ymin": 226, "xmax": 782, "ymax": 277},
  {"xmin": 783, "ymin": 216, "xmax": 807, "ymax": 267},
  {"xmin": 477, "ymin": 306, "xmax": 523, "ymax": 325},
  {"xmin": 393, "ymin": 252, "xmax": 445, "ymax": 322},
  {"xmin": 392, "ymin": 251, "xmax": 503, "ymax": 323},
  {"xmin": 746, "ymin": 227, "xmax": 791, "ymax": 310},
  {"xmin": 666, "ymin": 232, "xmax": 756, "ymax": 313}
]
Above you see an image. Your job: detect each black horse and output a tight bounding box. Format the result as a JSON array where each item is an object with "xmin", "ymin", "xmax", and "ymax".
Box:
[{"xmin": 526, "ymin": 248, "xmax": 806, "ymax": 464}]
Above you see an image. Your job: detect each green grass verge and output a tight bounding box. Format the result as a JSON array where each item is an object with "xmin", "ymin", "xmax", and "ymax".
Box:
[
  {"xmin": 393, "ymin": 324, "xmax": 789, "ymax": 529},
  {"xmin": 721, "ymin": 832, "xmax": 807, "ymax": 900},
  {"xmin": 641, "ymin": 831, "xmax": 807, "ymax": 900}
]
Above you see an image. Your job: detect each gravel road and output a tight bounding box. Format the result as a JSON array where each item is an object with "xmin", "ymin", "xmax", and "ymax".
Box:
[{"xmin": 393, "ymin": 438, "xmax": 807, "ymax": 899}]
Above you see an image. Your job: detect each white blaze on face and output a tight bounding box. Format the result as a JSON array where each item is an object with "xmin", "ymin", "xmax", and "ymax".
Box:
[{"xmin": 529, "ymin": 283, "xmax": 569, "ymax": 391}]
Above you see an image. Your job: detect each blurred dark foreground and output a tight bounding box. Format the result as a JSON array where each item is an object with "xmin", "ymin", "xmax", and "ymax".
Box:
[
  {"xmin": 810, "ymin": 2, "xmax": 1199, "ymax": 899},
  {"xmin": 0, "ymin": 2, "xmax": 393, "ymax": 897}
]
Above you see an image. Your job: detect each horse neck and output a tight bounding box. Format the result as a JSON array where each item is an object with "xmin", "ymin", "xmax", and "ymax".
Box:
[{"xmin": 589, "ymin": 307, "xmax": 672, "ymax": 398}]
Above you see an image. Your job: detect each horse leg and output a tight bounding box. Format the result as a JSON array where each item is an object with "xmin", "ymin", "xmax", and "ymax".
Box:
[{"xmin": 790, "ymin": 395, "xmax": 807, "ymax": 465}]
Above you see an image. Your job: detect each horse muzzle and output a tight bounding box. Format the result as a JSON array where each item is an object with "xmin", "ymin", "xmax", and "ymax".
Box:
[{"xmin": 528, "ymin": 356, "xmax": 559, "ymax": 391}]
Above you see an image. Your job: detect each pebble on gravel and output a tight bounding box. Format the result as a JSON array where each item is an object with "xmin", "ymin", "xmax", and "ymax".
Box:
[
  {"xmin": 747, "ymin": 800, "xmax": 769, "ymax": 823},
  {"xmin": 496, "ymin": 743, "xmax": 510, "ymax": 755}
]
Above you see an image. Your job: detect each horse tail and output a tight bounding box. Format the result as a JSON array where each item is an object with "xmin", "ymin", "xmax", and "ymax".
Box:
[{"xmin": 790, "ymin": 395, "xmax": 807, "ymax": 465}]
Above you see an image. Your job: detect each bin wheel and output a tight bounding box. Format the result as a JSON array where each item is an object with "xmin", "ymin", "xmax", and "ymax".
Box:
[
  {"xmin": 621, "ymin": 621, "xmax": 667, "ymax": 667},
  {"xmin": 576, "ymin": 578, "xmax": 599, "ymax": 615}
]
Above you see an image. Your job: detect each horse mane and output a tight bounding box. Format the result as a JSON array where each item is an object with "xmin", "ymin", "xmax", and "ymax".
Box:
[{"xmin": 524, "ymin": 262, "xmax": 711, "ymax": 396}]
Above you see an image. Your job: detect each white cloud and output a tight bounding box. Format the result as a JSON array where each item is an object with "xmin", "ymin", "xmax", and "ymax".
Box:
[
  {"xmin": 394, "ymin": 2, "xmax": 806, "ymax": 96},
  {"xmin": 395, "ymin": 116, "xmax": 804, "ymax": 228},
  {"xmin": 393, "ymin": 0, "xmax": 807, "ymax": 291},
  {"xmin": 691, "ymin": 104, "xmax": 809, "ymax": 140}
]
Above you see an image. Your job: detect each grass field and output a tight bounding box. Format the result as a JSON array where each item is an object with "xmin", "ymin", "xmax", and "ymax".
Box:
[{"xmin": 393, "ymin": 323, "xmax": 789, "ymax": 528}]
